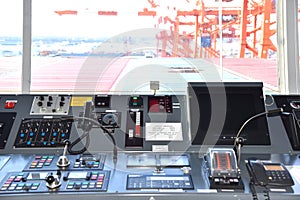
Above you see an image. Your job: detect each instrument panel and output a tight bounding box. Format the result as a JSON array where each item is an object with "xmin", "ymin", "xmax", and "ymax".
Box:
[{"xmin": 0, "ymin": 88, "xmax": 300, "ymax": 200}]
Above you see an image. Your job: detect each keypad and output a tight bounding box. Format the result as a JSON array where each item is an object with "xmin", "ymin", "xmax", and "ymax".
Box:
[
  {"xmin": 73, "ymin": 154, "xmax": 105, "ymax": 170},
  {"xmin": 0, "ymin": 174, "xmax": 39, "ymax": 192},
  {"xmin": 30, "ymin": 155, "xmax": 54, "ymax": 169},
  {"xmin": 74, "ymin": 160, "xmax": 100, "ymax": 169},
  {"xmin": 266, "ymin": 170, "xmax": 291, "ymax": 182},
  {"xmin": 66, "ymin": 172, "xmax": 105, "ymax": 190}
]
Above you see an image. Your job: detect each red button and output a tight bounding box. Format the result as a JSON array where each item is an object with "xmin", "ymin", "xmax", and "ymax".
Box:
[{"xmin": 5, "ymin": 101, "xmax": 16, "ymax": 109}]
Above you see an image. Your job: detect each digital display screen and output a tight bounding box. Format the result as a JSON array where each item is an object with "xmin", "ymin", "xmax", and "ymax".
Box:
[
  {"xmin": 264, "ymin": 164, "xmax": 285, "ymax": 171},
  {"xmin": 127, "ymin": 154, "xmax": 157, "ymax": 167},
  {"xmin": 188, "ymin": 82, "xmax": 270, "ymax": 145},
  {"xmin": 27, "ymin": 172, "xmax": 48, "ymax": 180},
  {"xmin": 80, "ymin": 154, "xmax": 97, "ymax": 161},
  {"xmin": 159, "ymin": 155, "xmax": 190, "ymax": 167},
  {"xmin": 68, "ymin": 172, "xmax": 87, "ymax": 179}
]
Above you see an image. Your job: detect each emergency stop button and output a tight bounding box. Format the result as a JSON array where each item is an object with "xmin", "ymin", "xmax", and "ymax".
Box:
[{"xmin": 5, "ymin": 100, "xmax": 17, "ymax": 109}]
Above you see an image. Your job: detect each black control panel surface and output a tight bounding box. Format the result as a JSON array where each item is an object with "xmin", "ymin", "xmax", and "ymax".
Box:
[
  {"xmin": 14, "ymin": 118, "xmax": 73, "ymax": 148},
  {"xmin": 0, "ymin": 112, "xmax": 16, "ymax": 149}
]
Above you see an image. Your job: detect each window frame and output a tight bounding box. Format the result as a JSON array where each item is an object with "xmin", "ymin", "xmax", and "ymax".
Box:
[
  {"xmin": 277, "ymin": 0, "xmax": 300, "ymax": 94},
  {"xmin": 22, "ymin": 0, "xmax": 31, "ymax": 93}
]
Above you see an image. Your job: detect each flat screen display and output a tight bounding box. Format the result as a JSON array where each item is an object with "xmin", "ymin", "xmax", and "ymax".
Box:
[{"xmin": 188, "ymin": 82, "xmax": 270, "ymax": 145}]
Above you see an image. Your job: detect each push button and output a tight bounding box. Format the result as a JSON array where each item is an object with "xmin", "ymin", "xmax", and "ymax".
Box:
[{"xmin": 5, "ymin": 100, "xmax": 17, "ymax": 109}]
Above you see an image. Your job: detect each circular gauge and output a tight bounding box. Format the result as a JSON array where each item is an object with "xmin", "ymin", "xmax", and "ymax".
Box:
[{"xmin": 102, "ymin": 113, "xmax": 119, "ymax": 126}]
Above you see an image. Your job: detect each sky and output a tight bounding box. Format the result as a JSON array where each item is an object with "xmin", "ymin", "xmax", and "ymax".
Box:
[{"xmin": 0, "ymin": 0, "xmax": 246, "ymax": 38}]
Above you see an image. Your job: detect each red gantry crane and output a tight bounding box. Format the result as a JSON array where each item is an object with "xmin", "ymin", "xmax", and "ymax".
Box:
[
  {"xmin": 143, "ymin": 0, "xmax": 277, "ymax": 59},
  {"xmin": 54, "ymin": 0, "xmax": 277, "ymax": 59}
]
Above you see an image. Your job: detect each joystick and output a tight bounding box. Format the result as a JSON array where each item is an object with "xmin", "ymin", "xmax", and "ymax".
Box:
[
  {"xmin": 57, "ymin": 140, "xmax": 70, "ymax": 167},
  {"xmin": 45, "ymin": 172, "xmax": 61, "ymax": 189}
]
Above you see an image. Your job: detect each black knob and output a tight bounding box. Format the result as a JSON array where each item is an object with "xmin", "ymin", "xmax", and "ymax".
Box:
[
  {"xmin": 37, "ymin": 101, "xmax": 43, "ymax": 107},
  {"xmin": 46, "ymin": 174, "xmax": 55, "ymax": 184},
  {"xmin": 48, "ymin": 96, "xmax": 53, "ymax": 101},
  {"xmin": 81, "ymin": 159, "xmax": 86, "ymax": 166},
  {"xmin": 47, "ymin": 101, "xmax": 52, "ymax": 107}
]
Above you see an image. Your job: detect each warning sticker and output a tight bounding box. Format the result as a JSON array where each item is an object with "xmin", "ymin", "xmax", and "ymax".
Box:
[{"xmin": 70, "ymin": 96, "xmax": 93, "ymax": 107}]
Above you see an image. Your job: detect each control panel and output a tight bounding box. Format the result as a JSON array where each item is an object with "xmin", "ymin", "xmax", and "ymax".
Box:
[
  {"xmin": 127, "ymin": 174, "xmax": 194, "ymax": 190},
  {"xmin": 24, "ymin": 154, "xmax": 105, "ymax": 171},
  {"xmin": 0, "ymin": 170, "xmax": 110, "ymax": 193},
  {"xmin": 30, "ymin": 95, "xmax": 71, "ymax": 115},
  {"xmin": 0, "ymin": 91, "xmax": 300, "ymax": 200},
  {"xmin": 14, "ymin": 118, "xmax": 73, "ymax": 148}
]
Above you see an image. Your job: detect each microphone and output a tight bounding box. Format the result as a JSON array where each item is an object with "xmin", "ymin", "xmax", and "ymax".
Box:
[
  {"xmin": 78, "ymin": 101, "xmax": 95, "ymax": 132},
  {"xmin": 233, "ymin": 108, "xmax": 283, "ymax": 166}
]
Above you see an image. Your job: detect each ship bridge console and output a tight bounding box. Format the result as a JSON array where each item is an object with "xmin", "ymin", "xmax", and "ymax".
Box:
[{"xmin": 0, "ymin": 82, "xmax": 300, "ymax": 200}]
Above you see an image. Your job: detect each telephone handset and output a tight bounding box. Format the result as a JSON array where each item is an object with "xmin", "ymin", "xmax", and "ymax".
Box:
[{"xmin": 247, "ymin": 160, "xmax": 294, "ymax": 187}]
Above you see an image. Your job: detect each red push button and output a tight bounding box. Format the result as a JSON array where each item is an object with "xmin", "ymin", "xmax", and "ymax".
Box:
[{"xmin": 5, "ymin": 100, "xmax": 17, "ymax": 109}]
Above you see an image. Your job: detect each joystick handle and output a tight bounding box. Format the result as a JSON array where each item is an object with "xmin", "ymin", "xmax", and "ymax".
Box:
[
  {"xmin": 57, "ymin": 140, "xmax": 70, "ymax": 167},
  {"xmin": 45, "ymin": 173, "xmax": 61, "ymax": 189}
]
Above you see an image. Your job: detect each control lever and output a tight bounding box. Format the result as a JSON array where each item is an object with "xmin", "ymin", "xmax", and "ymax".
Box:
[
  {"xmin": 45, "ymin": 171, "xmax": 61, "ymax": 189},
  {"xmin": 57, "ymin": 140, "xmax": 70, "ymax": 167}
]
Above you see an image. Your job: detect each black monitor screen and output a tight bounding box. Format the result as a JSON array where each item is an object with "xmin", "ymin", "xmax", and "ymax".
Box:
[{"xmin": 188, "ymin": 82, "xmax": 270, "ymax": 145}]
